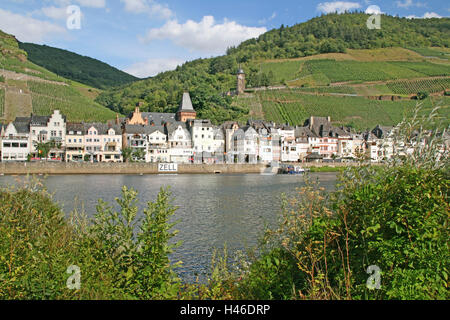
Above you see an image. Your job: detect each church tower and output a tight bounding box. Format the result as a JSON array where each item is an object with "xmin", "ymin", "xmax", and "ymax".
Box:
[{"xmin": 176, "ymin": 92, "xmax": 197, "ymax": 122}]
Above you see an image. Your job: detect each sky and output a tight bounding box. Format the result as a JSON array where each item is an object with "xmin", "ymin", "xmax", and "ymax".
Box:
[{"xmin": 0, "ymin": 0, "xmax": 448, "ymax": 78}]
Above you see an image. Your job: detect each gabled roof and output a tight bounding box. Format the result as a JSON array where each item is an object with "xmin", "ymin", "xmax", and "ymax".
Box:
[
  {"xmin": 141, "ymin": 112, "xmax": 176, "ymax": 126},
  {"xmin": 66, "ymin": 122, "xmax": 84, "ymax": 133},
  {"xmin": 30, "ymin": 115, "xmax": 51, "ymax": 126},
  {"xmin": 166, "ymin": 121, "xmax": 188, "ymax": 135},
  {"xmin": 84, "ymin": 123, "xmax": 121, "ymax": 135},
  {"xmin": 295, "ymin": 127, "xmax": 317, "ymax": 138},
  {"xmin": 147, "ymin": 125, "xmax": 166, "ymax": 135},
  {"xmin": 12, "ymin": 121, "xmax": 30, "ymax": 134}
]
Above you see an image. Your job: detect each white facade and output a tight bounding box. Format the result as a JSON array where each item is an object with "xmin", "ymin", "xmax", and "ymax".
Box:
[
  {"xmin": 168, "ymin": 124, "xmax": 193, "ymax": 163},
  {"xmin": 148, "ymin": 129, "xmax": 170, "ymax": 163},
  {"xmin": 2, "ymin": 123, "xmax": 30, "ymax": 162}
]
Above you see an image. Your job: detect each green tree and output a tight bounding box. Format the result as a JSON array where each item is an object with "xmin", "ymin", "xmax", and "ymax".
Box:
[{"xmin": 121, "ymin": 147, "xmax": 133, "ymax": 163}]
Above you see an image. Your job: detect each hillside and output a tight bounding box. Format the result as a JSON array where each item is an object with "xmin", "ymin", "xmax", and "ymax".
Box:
[
  {"xmin": 19, "ymin": 42, "xmax": 138, "ymax": 89},
  {"xmin": 95, "ymin": 13, "xmax": 450, "ymax": 128},
  {"xmin": 0, "ymin": 30, "xmax": 119, "ymax": 123}
]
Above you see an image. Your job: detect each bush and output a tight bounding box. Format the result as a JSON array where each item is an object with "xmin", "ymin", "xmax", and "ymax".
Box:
[{"xmin": 0, "ymin": 181, "xmax": 183, "ymax": 300}]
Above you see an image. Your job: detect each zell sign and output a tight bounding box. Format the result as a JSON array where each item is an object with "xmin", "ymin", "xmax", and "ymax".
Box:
[{"xmin": 158, "ymin": 163, "xmax": 178, "ymax": 172}]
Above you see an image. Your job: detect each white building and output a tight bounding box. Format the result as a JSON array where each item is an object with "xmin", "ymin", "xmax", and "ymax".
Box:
[
  {"xmin": 147, "ymin": 126, "xmax": 170, "ymax": 163},
  {"xmin": 167, "ymin": 122, "xmax": 193, "ymax": 163},
  {"xmin": 65, "ymin": 123, "xmax": 85, "ymax": 162},
  {"xmin": 27, "ymin": 110, "xmax": 66, "ymax": 160},
  {"xmin": 1, "ymin": 122, "xmax": 30, "ymax": 162},
  {"xmin": 190, "ymin": 119, "xmax": 215, "ymax": 163}
]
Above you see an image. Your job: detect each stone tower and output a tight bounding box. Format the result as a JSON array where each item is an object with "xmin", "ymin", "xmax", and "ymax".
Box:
[
  {"xmin": 176, "ymin": 92, "xmax": 197, "ymax": 122},
  {"xmin": 237, "ymin": 68, "xmax": 245, "ymax": 95}
]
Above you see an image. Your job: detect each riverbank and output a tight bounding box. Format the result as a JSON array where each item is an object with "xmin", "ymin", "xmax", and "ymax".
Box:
[
  {"xmin": 0, "ymin": 162, "xmax": 378, "ymax": 175},
  {"xmin": 0, "ymin": 162, "xmax": 268, "ymax": 175}
]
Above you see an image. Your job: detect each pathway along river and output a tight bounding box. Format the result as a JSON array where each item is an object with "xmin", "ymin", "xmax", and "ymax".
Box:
[{"xmin": 0, "ymin": 173, "xmax": 338, "ymax": 283}]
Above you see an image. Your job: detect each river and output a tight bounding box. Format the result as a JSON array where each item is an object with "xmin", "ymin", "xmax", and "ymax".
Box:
[{"xmin": 0, "ymin": 173, "xmax": 338, "ymax": 282}]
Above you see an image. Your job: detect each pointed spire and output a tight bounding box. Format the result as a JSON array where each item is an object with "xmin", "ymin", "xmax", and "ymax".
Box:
[{"xmin": 178, "ymin": 92, "xmax": 194, "ymax": 112}]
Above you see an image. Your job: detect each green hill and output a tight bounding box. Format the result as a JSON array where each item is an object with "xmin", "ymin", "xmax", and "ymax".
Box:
[
  {"xmin": 95, "ymin": 13, "xmax": 450, "ymax": 127},
  {"xmin": 19, "ymin": 42, "xmax": 138, "ymax": 90},
  {"xmin": 0, "ymin": 30, "xmax": 120, "ymax": 123}
]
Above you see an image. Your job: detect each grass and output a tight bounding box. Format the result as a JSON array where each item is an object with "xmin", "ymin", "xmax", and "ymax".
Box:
[
  {"xmin": 308, "ymin": 166, "xmax": 345, "ymax": 172},
  {"xmin": 407, "ymin": 47, "xmax": 450, "ymax": 61}
]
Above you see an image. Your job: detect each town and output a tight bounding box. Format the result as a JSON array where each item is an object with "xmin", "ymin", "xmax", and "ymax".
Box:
[{"xmin": 1, "ymin": 90, "xmax": 447, "ymax": 165}]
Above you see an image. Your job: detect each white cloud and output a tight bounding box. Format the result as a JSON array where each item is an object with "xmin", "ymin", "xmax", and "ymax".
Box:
[
  {"xmin": 395, "ymin": 0, "xmax": 426, "ymax": 9},
  {"xmin": 406, "ymin": 12, "xmax": 443, "ymax": 19},
  {"xmin": 258, "ymin": 12, "xmax": 277, "ymax": 25},
  {"xmin": 38, "ymin": 6, "xmax": 69, "ymax": 20},
  {"xmin": 0, "ymin": 8, "xmax": 66, "ymax": 43},
  {"xmin": 140, "ymin": 16, "xmax": 267, "ymax": 55},
  {"xmin": 120, "ymin": 0, "xmax": 173, "ymax": 19},
  {"xmin": 76, "ymin": 0, "xmax": 106, "ymax": 8},
  {"xmin": 317, "ymin": 1, "xmax": 362, "ymax": 14},
  {"xmin": 365, "ymin": 5, "xmax": 383, "ymax": 14},
  {"xmin": 46, "ymin": 0, "xmax": 106, "ymax": 8},
  {"xmin": 124, "ymin": 58, "xmax": 185, "ymax": 78}
]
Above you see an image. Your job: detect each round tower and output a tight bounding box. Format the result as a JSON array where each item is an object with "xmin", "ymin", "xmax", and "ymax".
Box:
[{"xmin": 237, "ymin": 68, "xmax": 246, "ymax": 95}]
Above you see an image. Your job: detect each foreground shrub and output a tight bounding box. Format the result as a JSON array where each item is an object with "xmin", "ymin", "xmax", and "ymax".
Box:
[{"xmin": 0, "ymin": 182, "xmax": 183, "ymax": 300}]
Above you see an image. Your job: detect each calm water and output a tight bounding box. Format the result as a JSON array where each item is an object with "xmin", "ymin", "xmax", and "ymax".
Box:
[{"xmin": 0, "ymin": 173, "xmax": 337, "ymax": 282}]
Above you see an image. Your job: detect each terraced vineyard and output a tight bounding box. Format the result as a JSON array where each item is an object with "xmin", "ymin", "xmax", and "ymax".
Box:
[
  {"xmin": 293, "ymin": 86, "xmax": 357, "ymax": 94},
  {"xmin": 296, "ymin": 59, "xmax": 450, "ymax": 84},
  {"xmin": 28, "ymin": 80, "xmax": 119, "ymax": 122},
  {"xmin": 255, "ymin": 89, "xmax": 449, "ymax": 130},
  {"xmin": 259, "ymin": 60, "xmax": 303, "ymax": 83},
  {"xmin": 407, "ymin": 47, "xmax": 450, "ymax": 61},
  {"xmin": 390, "ymin": 62, "xmax": 450, "ymax": 77},
  {"xmin": 387, "ymin": 78, "xmax": 450, "ymax": 95},
  {"xmin": 0, "ymin": 87, "xmax": 4, "ymax": 117}
]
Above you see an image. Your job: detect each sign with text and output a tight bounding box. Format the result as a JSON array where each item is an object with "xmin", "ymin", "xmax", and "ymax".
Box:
[{"xmin": 158, "ymin": 163, "xmax": 178, "ymax": 173}]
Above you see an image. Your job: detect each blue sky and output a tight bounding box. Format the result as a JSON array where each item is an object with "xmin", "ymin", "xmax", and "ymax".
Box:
[{"xmin": 0, "ymin": 0, "xmax": 448, "ymax": 78}]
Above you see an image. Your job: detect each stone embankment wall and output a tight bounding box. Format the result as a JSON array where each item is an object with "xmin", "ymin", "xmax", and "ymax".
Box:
[
  {"xmin": 0, "ymin": 162, "xmax": 380, "ymax": 175},
  {"xmin": 0, "ymin": 162, "xmax": 269, "ymax": 175}
]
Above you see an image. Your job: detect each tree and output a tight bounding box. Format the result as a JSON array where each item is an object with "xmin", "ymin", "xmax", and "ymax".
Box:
[
  {"xmin": 132, "ymin": 149, "xmax": 146, "ymax": 162},
  {"xmin": 417, "ymin": 91, "xmax": 429, "ymax": 100},
  {"xmin": 34, "ymin": 140, "xmax": 57, "ymax": 159},
  {"xmin": 121, "ymin": 147, "xmax": 133, "ymax": 163}
]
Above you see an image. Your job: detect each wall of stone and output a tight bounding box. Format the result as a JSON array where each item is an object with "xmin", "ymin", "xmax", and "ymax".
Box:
[{"xmin": 0, "ymin": 162, "xmax": 269, "ymax": 175}]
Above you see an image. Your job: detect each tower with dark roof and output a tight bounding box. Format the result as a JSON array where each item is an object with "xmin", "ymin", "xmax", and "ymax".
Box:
[{"xmin": 176, "ymin": 92, "xmax": 197, "ymax": 122}]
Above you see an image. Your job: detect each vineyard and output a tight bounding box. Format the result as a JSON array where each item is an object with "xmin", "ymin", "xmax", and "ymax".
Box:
[
  {"xmin": 259, "ymin": 60, "xmax": 303, "ymax": 83},
  {"xmin": 407, "ymin": 47, "xmax": 450, "ymax": 61},
  {"xmin": 27, "ymin": 80, "xmax": 118, "ymax": 122},
  {"xmin": 390, "ymin": 62, "xmax": 450, "ymax": 77},
  {"xmin": 295, "ymin": 59, "xmax": 450, "ymax": 84},
  {"xmin": 293, "ymin": 86, "xmax": 357, "ymax": 94},
  {"xmin": 0, "ymin": 88, "xmax": 4, "ymax": 117},
  {"xmin": 254, "ymin": 89, "xmax": 449, "ymax": 130},
  {"xmin": 386, "ymin": 78, "xmax": 450, "ymax": 95}
]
